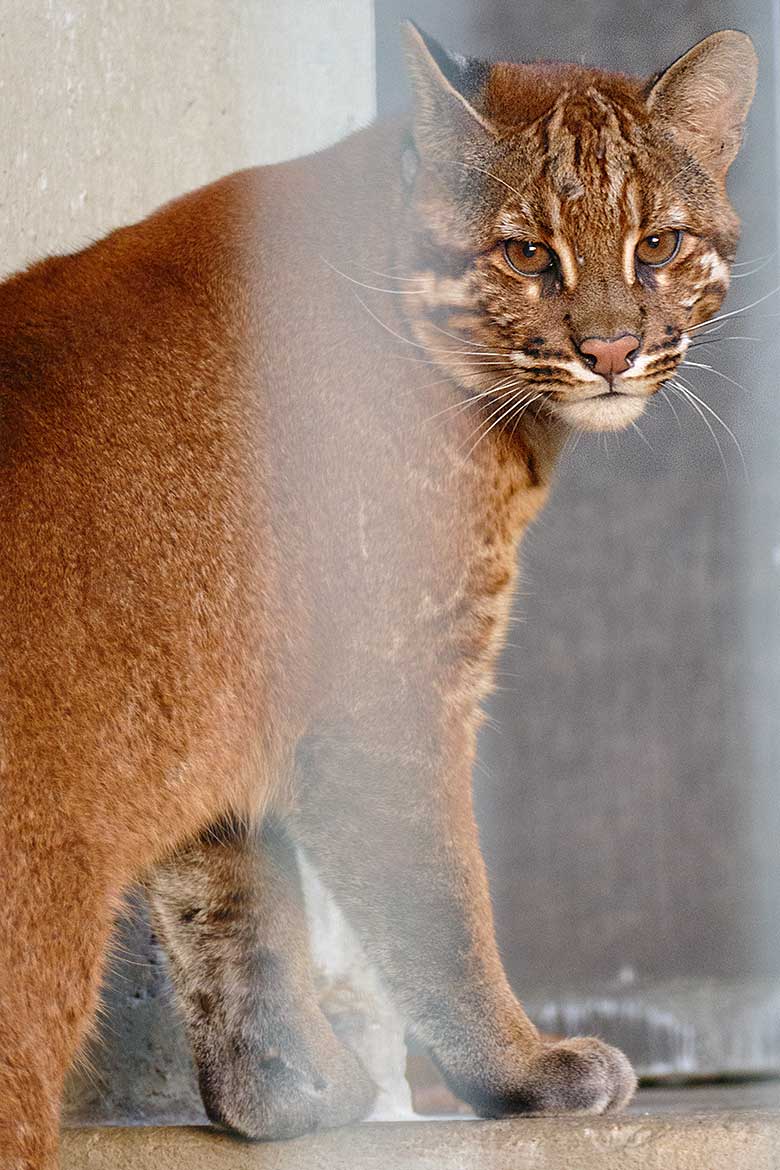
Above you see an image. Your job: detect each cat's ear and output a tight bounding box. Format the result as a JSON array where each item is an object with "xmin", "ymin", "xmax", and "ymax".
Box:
[
  {"xmin": 402, "ymin": 21, "xmax": 497, "ymax": 160},
  {"xmin": 646, "ymin": 31, "xmax": 758, "ymax": 178}
]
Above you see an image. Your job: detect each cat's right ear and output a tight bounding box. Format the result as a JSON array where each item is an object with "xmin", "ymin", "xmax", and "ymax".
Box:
[{"xmin": 402, "ymin": 22, "xmax": 497, "ymax": 161}]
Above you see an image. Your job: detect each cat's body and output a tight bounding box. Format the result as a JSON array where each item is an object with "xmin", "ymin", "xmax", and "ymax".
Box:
[{"xmin": 0, "ymin": 26, "xmax": 756, "ymax": 1169}]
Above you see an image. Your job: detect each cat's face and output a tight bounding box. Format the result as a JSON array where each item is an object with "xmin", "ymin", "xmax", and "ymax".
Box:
[{"xmin": 400, "ymin": 27, "xmax": 757, "ymax": 433}]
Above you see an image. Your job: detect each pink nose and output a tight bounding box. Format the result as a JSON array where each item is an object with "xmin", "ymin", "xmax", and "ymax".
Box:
[{"xmin": 578, "ymin": 334, "xmax": 640, "ymax": 378}]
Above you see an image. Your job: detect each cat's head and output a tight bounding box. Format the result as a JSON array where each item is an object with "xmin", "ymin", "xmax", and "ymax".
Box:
[{"xmin": 399, "ymin": 25, "xmax": 757, "ymax": 432}]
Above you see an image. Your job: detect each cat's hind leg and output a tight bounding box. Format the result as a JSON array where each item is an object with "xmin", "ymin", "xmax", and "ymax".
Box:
[
  {"xmin": 149, "ymin": 817, "xmax": 376, "ymax": 1140},
  {"xmin": 0, "ymin": 818, "xmax": 120, "ymax": 1170}
]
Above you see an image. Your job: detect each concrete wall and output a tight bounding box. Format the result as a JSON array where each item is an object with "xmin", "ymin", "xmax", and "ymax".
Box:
[
  {"xmin": 0, "ymin": 0, "xmax": 374, "ymax": 1124},
  {"xmin": 0, "ymin": 0, "xmax": 375, "ymax": 278}
]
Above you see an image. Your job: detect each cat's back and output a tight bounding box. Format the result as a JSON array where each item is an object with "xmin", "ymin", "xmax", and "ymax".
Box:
[
  {"xmin": 0, "ymin": 166, "xmax": 302, "ymax": 843},
  {"xmin": 0, "ymin": 149, "xmax": 357, "ymax": 477},
  {"xmin": 0, "ymin": 161, "xmax": 304, "ymax": 512},
  {"xmin": 0, "ymin": 166, "xmax": 264, "ymax": 392},
  {"xmin": 0, "ymin": 167, "xmax": 286, "ymax": 694}
]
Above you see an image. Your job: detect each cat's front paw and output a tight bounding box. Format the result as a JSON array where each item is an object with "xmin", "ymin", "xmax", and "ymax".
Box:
[
  {"xmin": 475, "ymin": 1036, "xmax": 637, "ymax": 1117},
  {"xmin": 197, "ymin": 1024, "xmax": 377, "ymax": 1141}
]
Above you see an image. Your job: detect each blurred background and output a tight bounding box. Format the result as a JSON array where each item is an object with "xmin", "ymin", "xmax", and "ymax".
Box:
[{"xmin": 3, "ymin": 0, "xmax": 775, "ymax": 1123}]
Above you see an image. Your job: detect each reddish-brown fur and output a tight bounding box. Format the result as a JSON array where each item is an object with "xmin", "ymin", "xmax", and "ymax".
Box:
[{"xmin": 0, "ymin": 27, "xmax": 756, "ymax": 1168}]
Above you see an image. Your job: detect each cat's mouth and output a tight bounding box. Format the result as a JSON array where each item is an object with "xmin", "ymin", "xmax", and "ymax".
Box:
[{"xmin": 551, "ymin": 382, "xmax": 655, "ymax": 432}]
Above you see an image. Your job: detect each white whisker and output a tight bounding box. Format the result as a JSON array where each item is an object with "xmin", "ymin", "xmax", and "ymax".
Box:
[
  {"xmin": 688, "ymin": 284, "xmax": 780, "ymax": 331},
  {"xmin": 731, "ymin": 251, "xmax": 775, "ymax": 269},
  {"xmin": 391, "ymin": 354, "xmax": 511, "ymax": 372},
  {"xmin": 459, "ymin": 382, "xmax": 530, "ymax": 448},
  {"xmin": 667, "ymin": 382, "xmax": 727, "ymax": 474},
  {"xmin": 423, "ymin": 377, "xmax": 522, "ymax": 426},
  {"xmin": 509, "ymin": 392, "xmax": 545, "ymax": 439},
  {"xmin": 688, "ymin": 335, "xmax": 762, "ymax": 349},
  {"xmin": 422, "ymin": 388, "xmax": 510, "ymax": 426},
  {"xmin": 464, "ymin": 392, "xmax": 542, "ymax": 461},
  {"xmin": 692, "ymin": 322, "xmax": 726, "ymax": 338},
  {"xmin": 443, "ymin": 159, "xmax": 525, "ymax": 201},
  {"xmin": 731, "ymin": 262, "xmax": 775, "ymax": 279},
  {"xmin": 670, "ymin": 378, "xmax": 747, "ymax": 481},
  {"xmin": 348, "ymin": 291, "xmax": 505, "ymax": 360},
  {"xmin": 321, "ymin": 257, "xmax": 427, "ymax": 296},
  {"xmin": 630, "ymin": 420, "xmax": 654, "ymax": 453},
  {"xmin": 340, "ymin": 260, "xmax": 428, "ymax": 284},
  {"xmin": 461, "ymin": 386, "xmax": 538, "ymax": 459},
  {"xmin": 659, "ymin": 386, "xmax": 683, "ymax": 434},
  {"xmin": 424, "ymin": 317, "xmax": 490, "ymax": 349},
  {"xmin": 681, "ymin": 360, "xmax": 749, "ymax": 394},
  {"xmin": 348, "ymin": 290, "xmax": 436, "ymax": 351}
]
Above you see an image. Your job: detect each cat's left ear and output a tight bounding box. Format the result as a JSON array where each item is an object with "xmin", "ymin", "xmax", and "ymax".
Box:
[
  {"xmin": 402, "ymin": 21, "xmax": 497, "ymax": 160},
  {"xmin": 647, "ymin": 31, "xmax": 758, "ymax": 178}
]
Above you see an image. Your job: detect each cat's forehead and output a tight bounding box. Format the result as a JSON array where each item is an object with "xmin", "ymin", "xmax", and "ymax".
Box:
[
  {"xmin": 488, "ymin": 84, "xmax": 704, "ymax": 243},
  {"xmin": 482, "ymin": 61, "xmax": 648, "ymax": 131},
  {"xmin": 534, "ymin": 88, "xmax": 643, "ymax": 219}
]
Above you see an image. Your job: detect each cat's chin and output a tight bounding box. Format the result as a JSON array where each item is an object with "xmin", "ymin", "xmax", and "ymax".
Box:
[{"xmin": 553, "ymin": 391, "xmax": 649, "ymax": 433}]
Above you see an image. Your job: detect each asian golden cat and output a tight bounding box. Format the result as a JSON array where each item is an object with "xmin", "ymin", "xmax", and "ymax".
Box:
[{"xmin": 0, "ymin": 24, "xmax": 756, "ymax": 1169}]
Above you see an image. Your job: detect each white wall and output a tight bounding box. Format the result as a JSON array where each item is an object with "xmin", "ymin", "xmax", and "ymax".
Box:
[{"xmin": 0, "ymin": 0, "xmax": 376, "ymax": 276}]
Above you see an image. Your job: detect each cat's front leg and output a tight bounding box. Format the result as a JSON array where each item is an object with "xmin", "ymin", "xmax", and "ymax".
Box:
[
  {"xmin": 149, "ymin": 818, "xmax": 376, "ymax": 1140},
  {"xmin": 296, "ymin": 720, "xmax": 636, "ymax": 1117}
]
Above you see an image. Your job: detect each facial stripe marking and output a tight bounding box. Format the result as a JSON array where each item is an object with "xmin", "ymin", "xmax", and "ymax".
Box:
[
  {"xmin": 555, "ymin": 238, "xmax": 579, "ymax": 290},
  {"xmin": 622, "ymin": 232, "xmax": 639, "ymax": 286}
]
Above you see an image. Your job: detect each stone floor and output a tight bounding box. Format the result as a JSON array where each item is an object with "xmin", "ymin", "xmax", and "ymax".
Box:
[{"xmin": 61, "ymin": 1083, "xmax": 780, "ymax": 1170}]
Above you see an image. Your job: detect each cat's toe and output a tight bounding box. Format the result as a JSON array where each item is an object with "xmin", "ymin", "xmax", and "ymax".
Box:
[
  {"xmin": 527, "ymin": 1036, "xmax": 638, "ymax": 1114},
  {"xmin": 198, "ymin": 1033, "xmax": 377, "ymax": 1141},
  {"xmin": 465, "ymin": 1036, "xmax": 637, "ymax": 1119}
]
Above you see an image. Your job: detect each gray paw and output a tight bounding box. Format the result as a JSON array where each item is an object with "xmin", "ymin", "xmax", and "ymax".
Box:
[
  {"xmin": 198, "ymin": 1028, "xmax": 377, "ymax": 1141},
  {"xmin": 524, "ymin": 1037, "xmax": 637, "ymax": 1114},
  {"xmin": 470, "ymin": 1036, "xmax": 637, "ymax": 1118}
]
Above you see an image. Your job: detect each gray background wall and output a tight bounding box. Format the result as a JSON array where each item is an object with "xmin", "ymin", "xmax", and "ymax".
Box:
[{"xmin": 377, "ymin": 0, "xmax": 780, "ymax": 1068}]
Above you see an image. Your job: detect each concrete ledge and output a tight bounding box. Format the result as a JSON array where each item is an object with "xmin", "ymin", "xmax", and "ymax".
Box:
[{"xmin": 62, "ymin": 1111, "xmax": 780, "ymax": 1170}]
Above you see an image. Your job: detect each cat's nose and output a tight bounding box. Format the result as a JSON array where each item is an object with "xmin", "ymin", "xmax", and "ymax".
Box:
[{"xmin": 577, "ymin": 334, "xmax": 640, "ymax": 379}]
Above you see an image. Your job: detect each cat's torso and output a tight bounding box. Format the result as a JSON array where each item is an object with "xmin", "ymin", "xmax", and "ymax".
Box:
[
  {"xmin": 0, "ymin": 127, "xmax": 554, "ymax": 866},
  {"xmin": 0, "ymin": 29, "xmax": 758, "ymax": 1165}
]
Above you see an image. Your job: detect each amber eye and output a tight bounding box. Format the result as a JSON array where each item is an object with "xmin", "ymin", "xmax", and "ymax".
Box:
[
  {"xmin": 503, "ymin": 239, "xmax": 555, "ymax": 277},
  {"xmin": 635, "ymin": 229, "xmax": 683, "ymax": 268}
]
